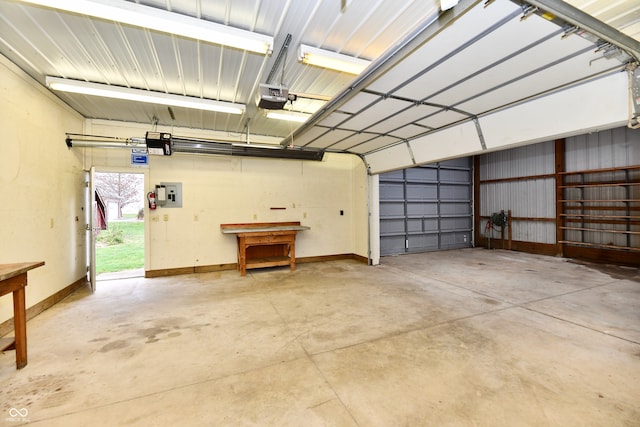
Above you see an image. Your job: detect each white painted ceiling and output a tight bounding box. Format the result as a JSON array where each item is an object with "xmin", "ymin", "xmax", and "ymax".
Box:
[{"xmin": 0, "ymin": 0, "xmax": 639, "ymax": 159}]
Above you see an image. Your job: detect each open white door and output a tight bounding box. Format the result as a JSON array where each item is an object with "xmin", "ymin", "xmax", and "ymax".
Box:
[{"xmin": 86, "ymin": 166, "xmax": 97, "ymax": 293}]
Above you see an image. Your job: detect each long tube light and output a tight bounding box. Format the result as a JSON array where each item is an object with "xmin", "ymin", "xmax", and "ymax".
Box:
[
  {"xmin": 18, "ymin": 0, "xmax": 273, "ymax": 54},
  {"xmin": 65, "ymin": 135, "xmax": 145, "ymax": 149},
  {"xmin": 46, "ymin": 76, "xmax": 246, "ymax": 115},
  {"xmin": 266, "ymin": 111, "xmax": 311, "ymax": 123},
  {"xmin": 440, "ymin": 0, "xmax": 459, "ymax": 11},
  {"xmin": 298, "ymin": 44, "xmax": 371, "ymax": 75}
]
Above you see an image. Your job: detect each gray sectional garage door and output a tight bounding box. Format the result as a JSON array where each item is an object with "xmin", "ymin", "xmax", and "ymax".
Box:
[{"xmin": 380, "ymin": 158, "xmax": 473, "ymax": 256}]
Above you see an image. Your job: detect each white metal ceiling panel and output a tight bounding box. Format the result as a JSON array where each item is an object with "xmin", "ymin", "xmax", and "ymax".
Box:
[
  {"xmin": 564, "ymin": 0, "xmax": 640, "ymax": 40},
  {"xmin": 393, "ymin": 7, "xmax": 553, "ymax": 101},
  {"xmin": 82, "ymin": 19, "xmax": 149, "ymax": 84},
  {"xmin": 409, "ymin": 121, "xmax": 483, "ymax": 165},
  {"xmin": 367, "ymin": 103, "xmax": 440, "ymax": 134},
  {"xmin": 341, "ymin": 0, "xmax": 439, "ymax": 59},
  {"xmin": 365, "ymin": 142, "xmax": 414, "ymax": 174},
  {"xmin": 339, "ymin": 97, "xmax": 411, "ymax": 131},
  {"xmin": 368, "ymin": 0, "xmax": 521, "ymax": 96},
  {"xmin": 456, "ymin": 49, "xmax": 622, "ymax": 115},
  {"xmin": 387, "ymin": 124, "xmax": 430, "ymax": 139},
  {"xmin": 427, "ymin": 27, "xmax": 599, "ymax": 108},
  {"xmin": 361, "ymin": 37, "xmax": 435, "ymax": 96},
  {"xmin": 284, "ymin": 98, "xmax": 326, "ymax": 115},
  {"xmin": 338, "ymin": 92, "xmax": 381, "ymax": 114},
  {"xmin": 480, "ymin": 72, "xmax": 628, "ymax": 150},
  {"xmin": 415, "ymin": 109, "xmax": 469, "ymax": 129},
  {"xmin": 304, "ymin": 128, "xmax": 355, "ymax": 149},
  {"xmin": 317, "ymin": 111, "xmax": 353, "ymax": 128},
  {"xmin": 359, "ymin": 1, "xmax": 441, "ymax": 59},
  {"xmin": 314, "ymin": 0, "xmax": 387, "ymax": 59},
  {"xmin": 288, "ymin": 126, "xmax": 329, "ymax": 147},
  {"xmin": 349, "ymin": 135, "xmax": 404, "ymax": 154},
  {"xmin": 328, "ymin": 132, "xmax": 380, "ymax": 151}
]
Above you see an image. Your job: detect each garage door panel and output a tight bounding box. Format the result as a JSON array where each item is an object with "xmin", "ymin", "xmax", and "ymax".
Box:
[
  {"xmin": 380, "ymin": 201, "xmax": 404, "ymax": 217},
  {"xmin": 407, "ymin": 202, "xmax": 438, "ymax": 216},
  {"xmin": 380, "ymin": 158, "xmax": 473, "ymax": 256},
  {"xmin": 406, "ymin": 183, "xmax": 438, "ymax": 199}
]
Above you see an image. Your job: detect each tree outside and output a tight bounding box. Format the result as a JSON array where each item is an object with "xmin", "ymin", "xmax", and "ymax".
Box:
[{"xmin": 94, "ymin": 172, "xmax": 144, "ymax": 218}]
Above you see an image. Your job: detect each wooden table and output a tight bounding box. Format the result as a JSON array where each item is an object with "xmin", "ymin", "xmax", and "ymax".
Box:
[
  {"xmin": 0, "ymin": 261, "xmax": 44, "ymax": 369},
  {"xmin": 221, "ymin": 222, "xmax": 309, "ymax": 276}
]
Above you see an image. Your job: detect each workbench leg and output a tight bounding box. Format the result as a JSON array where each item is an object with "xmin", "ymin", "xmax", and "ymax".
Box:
[
  {"xmin": 13, "ymin": 283, "xmax": 27, "ymax": 369},
  {"xmin": 238, "ymin": 237, "xmax": 247, "ymax": 276},
  {"xmin": 290, "ymin": 240, "xmax": 296, "ymax": 271}
]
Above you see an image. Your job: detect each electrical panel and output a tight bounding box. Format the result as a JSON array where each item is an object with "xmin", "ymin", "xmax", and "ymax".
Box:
[{"xmin": 159, "ymin": 182, "xmax": 182, "ymax": 208}]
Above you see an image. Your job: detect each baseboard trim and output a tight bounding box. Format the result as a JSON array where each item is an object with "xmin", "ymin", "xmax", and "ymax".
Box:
[
  {"xmin": 298, "ymin": 253, "xmax": 368, "ymax": 264},
  {"xmin": 145, "ymin": 253, "xmax": 368, "ymax": 278},
  {"xmin": 0, "ymin": 276, "xmax": 87, "ymax": 338},
  {"xmin": 476, "ymin": 237, "xmax": 559, "ymax": 256}
]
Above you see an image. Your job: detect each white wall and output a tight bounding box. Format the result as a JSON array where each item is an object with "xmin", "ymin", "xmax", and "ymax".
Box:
[
  {"xmin": 0, "ymin": 55, "xmax": 86, "ymax": 324},
  {"xmin": 83, "ymin": 121, "xmax": 369, "ymax": 272},
  {"xmin": 0, "ymin": 53, "xmax": 369, "ymax": 326}
]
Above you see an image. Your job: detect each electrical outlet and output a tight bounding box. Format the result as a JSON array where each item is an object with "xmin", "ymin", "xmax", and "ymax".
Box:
[
  {"xmin": 253, "ymin": 214, "xmax": 257, "ymax": 220},
  {"xmin": 151, "ymin": 215, "xmax": 159, "ymax": 222},
  {"xmin": 163, "ymin": 214, "xmax": 169, "ymax": 221},
  {"xmin": 49, "ymin": 218, "xmax": 54, "ymax": 228},
  {"xmin": 194, "ymin": 214, "xmax": 199, "ymax": 222},
  {"xmin": 303, "ymin": 212, "xmax": 307, "ymax": 219}
]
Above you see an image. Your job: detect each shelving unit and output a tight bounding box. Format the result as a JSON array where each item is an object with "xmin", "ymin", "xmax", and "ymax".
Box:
[{"xmin": 558, "ymin": 165, "xmax": 640, "ymax": 254}]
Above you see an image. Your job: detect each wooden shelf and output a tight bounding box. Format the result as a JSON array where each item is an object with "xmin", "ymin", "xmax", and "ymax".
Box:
[
  {"xmin": 560, "ymin": 226, "xmax": 640, "ymax": 236},
  {"xmin": 560, "ymin": 180, "xmax": 640, "ymax": 189},
  {"xmin": 559, "ymin": 240, "xmax": 640, "ymax": 253},
  {"xmin": 246, "ymin": 256, "xmax": 291, "ymax": 269},
  {"xmin": 558, "ymin": 164, "xmax": 640, "ymax": 257},
  {"xmin": 560, "ymin": 213, "xmax": 640, "ymax": 220},
  {"xmin": 559, "ymin": 165, "xmax": 640, "ymax": 175},
  {"xmin": 560, "ymin": 199, "xmax": 638, "ymax": 203}
]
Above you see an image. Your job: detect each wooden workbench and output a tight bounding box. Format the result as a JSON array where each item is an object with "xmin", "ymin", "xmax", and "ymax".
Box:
[
  {"xmin": 0, "ymin": 261, "xmax": 45, "ymax": 369},
  {"xmin": 220, "ymin": 222, "xmax": 309, "ymax": 276}
]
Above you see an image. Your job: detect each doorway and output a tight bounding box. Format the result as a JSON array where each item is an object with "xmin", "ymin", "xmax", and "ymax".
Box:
[
  {"xmin": 93, "ymin": 171, "xmax": 145, "ymax": 281},
  {"xmin": 379, "ymin": 158, "xmax": 473, "ymax": 256}
]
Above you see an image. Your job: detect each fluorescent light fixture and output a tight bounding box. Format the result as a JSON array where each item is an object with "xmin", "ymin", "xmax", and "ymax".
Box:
[
  {"xmin": 298, "ymin": 44, "xmax": 371, "ymax": 75},
  {"xmin": 440, "ymin": 0, "xmax": 459, "ymax": 11},
  {"xmin": 46, "ymin": 76, "xmax": 246, "ymax": 115},
  {"xmin": 266, "ymin": 111, "xmax": 311, "ymax": 123},
  {"xmin": 19, "ymin": 0, "xmax": 273, "ymax": 54}
]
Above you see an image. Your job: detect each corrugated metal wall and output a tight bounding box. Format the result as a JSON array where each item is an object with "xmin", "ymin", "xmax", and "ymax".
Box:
[
  {"xmin": 479, "ymin": 141, "xmax": 556, "ymax": 245},
  {"xmin": 379, "ymin": 158, "xmax": 473, "ymax": 256},
  {"xmin": 478, "ymin": 126, "xmax": 639, "ymax": 260},
  {"xmin": 564, "ymin": 127, "xmax": 640, "ymax": 250},
  {"xmin": 565, "ymin": 127, "xmax": 640, "ymax": 171}
]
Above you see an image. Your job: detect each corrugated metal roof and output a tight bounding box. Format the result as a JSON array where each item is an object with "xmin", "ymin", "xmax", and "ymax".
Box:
[{"xmin": 0, "ymin": 0, "xmax": 638, "ymax": 162}]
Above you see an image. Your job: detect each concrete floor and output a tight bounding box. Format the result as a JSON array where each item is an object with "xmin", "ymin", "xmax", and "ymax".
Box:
[{"xmin": 1, "ymin": 248, "xmax": 639, "ymax": 426}]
